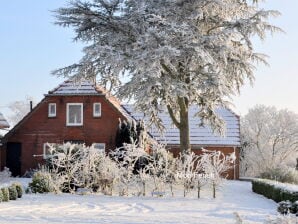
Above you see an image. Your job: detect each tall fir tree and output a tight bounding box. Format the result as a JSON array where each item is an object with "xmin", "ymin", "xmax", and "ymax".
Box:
[{"xmin": 53, "ymin": 0, "xmax": 281, "ymax": 153}]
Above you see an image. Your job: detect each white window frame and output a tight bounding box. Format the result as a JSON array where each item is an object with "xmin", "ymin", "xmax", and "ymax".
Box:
[
  {"xmin": 93, "ymin": 103, "xmax": 101, "ymax": 117},
  {"xmin": 92, "ymin": 143, "xmax": 106, "ymax": 153},
  {"xmin": 48, "ymin": 103, "xmax": 56, "ymax": 117},
  {"xmin": 66, "ymin": 103, "xmax": 83, "ymax": 126}
]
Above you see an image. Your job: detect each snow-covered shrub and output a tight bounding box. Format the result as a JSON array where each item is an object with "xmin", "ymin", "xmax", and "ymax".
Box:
[
  {"xmin": 12, "ymin": 183, "xmax": 23, "ymax": 198},
  {"xmin": 0, "ymin": 188, "xmax": 3, "ymax": 202},
  {"xmin": 277, "ymin": 201, "xmax": 292, "ymax": 215},
  {"xmin": 46, "ymin": 143, "xmax": 83, "ymax": 193},
  {"xmin": 29, "ymin": 170, "xmax": 54, "ymax": 193},
  {"xmin": 1, "ymin": 187, "xmax": 9, "ymax": 201},
  {"xmin": 290, "ymin": 201, "xmax": 298, "ymax": 214},
  {"xmin": 252, "ymin": 179, "xmax": 298, "ymax": 203},
  {"xmin": 0, "ymin": 167, "xmax": 11, "ymax": 184},
  {"xmin": 8, "ymin": 185, "xmax": 18, "ymax": 200},
  {"xmin": 46, "ymin": 143, "xmax": 119, "ymax": 194},
  {"xmin": 148, "ymin": 143, "xmax": 176, "ymax": 196},
  {"xmin": 112, "ymin": 142, "xmax": 146, "ymax": 196},
  {"xmin": 96, "ymin": 154, "xmax": 119, "ymax": 195}
]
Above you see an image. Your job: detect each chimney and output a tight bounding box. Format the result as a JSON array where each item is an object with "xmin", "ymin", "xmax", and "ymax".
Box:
[{"xmin": 30, "ymin": 101, "xmax": 33, "ymax": 112}]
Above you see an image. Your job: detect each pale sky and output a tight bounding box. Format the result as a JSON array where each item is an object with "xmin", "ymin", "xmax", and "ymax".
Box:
[{"xmin": 0, "ymin": 0, "xmax": 297, "ymax": 120}]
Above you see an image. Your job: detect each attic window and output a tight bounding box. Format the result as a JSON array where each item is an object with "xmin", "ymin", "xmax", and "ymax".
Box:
[
  {"xmin": 48, "ymin": 103, "xmax": 56, "ymax": 117},
  {"xmin": 67, "ymin": 103, "xmax": 83, "ymax": 126},
  {"xmin": 93, "ymin": 103, "xmax": 101, "ymax": 117}
]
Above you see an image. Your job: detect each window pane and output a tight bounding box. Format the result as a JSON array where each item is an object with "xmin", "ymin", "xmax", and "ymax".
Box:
[
  {"xmin": 93, "ymin": 103, "xmax": 101, "ymax": 117},
  {"xmin": 93, "ymin": 143, "xmax": 105, "ymax": 153},
  {"xmin": 50, "ymin": 105, "xmax": 55, "ymax": 114},
  {"xmin": 68, "ymin": 105, "xmax": 82, "ymax": 124},
  {"xmin": 95, "ymin": 104, "xmax": 100, "ymax": 113}
]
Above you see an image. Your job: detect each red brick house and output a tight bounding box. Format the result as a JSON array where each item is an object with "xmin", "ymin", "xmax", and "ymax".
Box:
[{"xmin": 0, "ymin": 80, "xmax": 240, "ymax": 178}]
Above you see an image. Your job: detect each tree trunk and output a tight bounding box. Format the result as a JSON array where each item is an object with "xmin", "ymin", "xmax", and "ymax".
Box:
[
  {"xmin": 166, "ymin": 96, "xmax": 190, "ymax": 154},
  {"xmin": 142, "ymin": 182, "xmax": 145, "ymax": 196},
  {"xmin": 213, "ymin": 182, "xmax": 216, "ymax": 198},
  {"xmin": 179, "ymin": 100, "xmax": 190, "ymax": 154}
]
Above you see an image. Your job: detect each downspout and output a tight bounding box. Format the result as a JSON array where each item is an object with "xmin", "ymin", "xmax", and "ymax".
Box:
[{"xmin": 233, "ymin": 146, "xmax": 236, "ymax": 180}]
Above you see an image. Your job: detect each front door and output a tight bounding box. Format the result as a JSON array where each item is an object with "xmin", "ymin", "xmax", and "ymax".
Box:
[{"xmin": 6, "ymin": 142, "xmax": 22, "ymax": 176}]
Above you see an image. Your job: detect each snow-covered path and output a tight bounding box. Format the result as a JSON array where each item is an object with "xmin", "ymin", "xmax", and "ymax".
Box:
[{"xmin": 0, "ymin": 181, "xmax": 277, "ymax": 224}]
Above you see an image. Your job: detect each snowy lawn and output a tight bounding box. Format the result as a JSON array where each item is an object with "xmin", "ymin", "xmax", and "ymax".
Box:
[{"xmin": 0, "ymin": 180, "xmax": 280, "ymax": 224}]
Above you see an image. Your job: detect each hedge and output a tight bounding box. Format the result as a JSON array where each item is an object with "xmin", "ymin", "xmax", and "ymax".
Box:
[{"xmin": 252, "ymin": 179, "xmax": 298, "ymax": 203}]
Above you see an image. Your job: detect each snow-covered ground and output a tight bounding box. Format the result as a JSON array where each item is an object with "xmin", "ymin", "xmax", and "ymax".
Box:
[{"xmin": 0, "ymin": 180, "xmax": 281, "ymax": 224}]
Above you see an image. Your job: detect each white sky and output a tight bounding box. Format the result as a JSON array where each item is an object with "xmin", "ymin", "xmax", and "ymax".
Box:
[{"xmin": 0, "ymin": 0, "xmax": 297, "ymax": 121}]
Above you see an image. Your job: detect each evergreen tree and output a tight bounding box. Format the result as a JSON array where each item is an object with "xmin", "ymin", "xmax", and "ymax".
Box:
[{"xmin": 54, "ymin": 0, "xmax": 281, "ymax": 153}]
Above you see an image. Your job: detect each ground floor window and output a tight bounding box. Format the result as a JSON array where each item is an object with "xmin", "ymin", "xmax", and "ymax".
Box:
[
  {"xmin": 92, "ymin": 143, "xmax": 106, "ymax": 153},
  {"xmin": 43, "ymin": 143, "xmax": 57, "ymax": 159}
]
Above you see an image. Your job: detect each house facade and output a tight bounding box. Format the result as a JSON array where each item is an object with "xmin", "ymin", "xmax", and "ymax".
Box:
[
  {"xmin": 0, "ymin": 80, "xmax": 130, "ymax": 176},
  {"xmin": 1, "ymin": 80, "xmax": 240, "ymax": 179}
]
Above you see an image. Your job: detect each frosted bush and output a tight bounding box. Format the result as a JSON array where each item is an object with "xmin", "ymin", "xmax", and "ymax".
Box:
[{"xmin": 8, "ymin": 185, "xmax": 18, "ymax": 200}]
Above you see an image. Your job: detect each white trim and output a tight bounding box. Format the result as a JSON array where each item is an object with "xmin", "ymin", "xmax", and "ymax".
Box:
[
  {"xmin": 48, "ymin": 103, "xmax": 56, "ymax": 117},
  {"xmin": 93, "ymin": 103, "xmax": 101, "ymax": 117},
  {"xmin": 66, "ymin": 103, "xmax": 83, "ymax": 126}
]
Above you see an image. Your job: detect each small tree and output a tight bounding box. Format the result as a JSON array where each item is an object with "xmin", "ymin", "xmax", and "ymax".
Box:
[
  {"xmin": 148, "ymin": 143, "xmax": 176, "ymax": 196},
  {"xmin": 176, "ymin": 152, "xmax": 200, "ymax": 197},
  {"xmin": 195, "ymin": 156, "xmax": 209, "ymax": 199},
  {"xmin": 201, "ymin": 149, "xmax": 235, "ymax": 198}
]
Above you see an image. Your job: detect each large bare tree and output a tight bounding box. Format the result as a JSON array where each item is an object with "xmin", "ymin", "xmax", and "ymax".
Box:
[{"xmin": 241, "ymin": 105, "xmax": 298, "ymax": 176}]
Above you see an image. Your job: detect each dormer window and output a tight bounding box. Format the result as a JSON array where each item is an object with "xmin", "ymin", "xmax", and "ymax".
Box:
[
  {"xmin": 67, "ymin": 103, "xmax": 83, "ymax": 126},
  {"xmin": 93, "ymin": 103, "xmax": 101, "ymax": 117},
  {"xmin": 48, "ymin": 103, "xmax": 56, "ymax": 117}
]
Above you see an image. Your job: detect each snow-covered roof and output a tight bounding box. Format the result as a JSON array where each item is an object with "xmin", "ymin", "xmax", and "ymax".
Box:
[
  {"xmin": 122, "ymin": 105, "xmax": 240, "ymax": 147},
  {"xmin": 0, "ymin": 112, "xmax": 9, "ymax": 129},
  {"xmin": 46, "ymin": 80, "xmax": 103, "ymax": 96}
]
